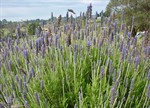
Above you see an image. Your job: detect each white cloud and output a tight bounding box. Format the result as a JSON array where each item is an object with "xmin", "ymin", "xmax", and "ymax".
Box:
[{"xmin": 0, "ymin": 0, "xmax": 110, "ymax": 21}]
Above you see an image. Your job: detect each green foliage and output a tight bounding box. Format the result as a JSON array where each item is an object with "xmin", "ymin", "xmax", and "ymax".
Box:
[
  {"xmin": 27, "ymin": 22, "xmax": 39, "ymax": 35},
  {"xmin": 105, "ymin": 0, "xmax": 150, "ymax": 31}
]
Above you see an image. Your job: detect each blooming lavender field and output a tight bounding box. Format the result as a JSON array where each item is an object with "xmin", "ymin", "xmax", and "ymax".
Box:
[{"xmin": 0, "ymin": 11, "xmax": 150, "ymax": 108}]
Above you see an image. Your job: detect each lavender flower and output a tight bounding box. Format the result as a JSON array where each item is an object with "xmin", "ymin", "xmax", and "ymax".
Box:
[
  {"xmin": 93, "ymin": 37, "xmax": 96, "ymax": 46},
  {"xmin": 86, "ymin": 41, "xmax": 91, "ymax": 53},
  {"xmin": 46, "ymin": 31, "xmax": 49, "ymax": 46},
  {"xmin": 73, "ymin": 31, "xmax": 77, "ymax": 40},
  {"xmin": 24, "ymin": 100, "xmax": 29, "ymax": 108},
  {"xmin": 34, "ymin": 92, "xmax": 40, "ymax": 105},
  {"xmin": 120, "ymin": 40, "xmax": 124, "ymax": 52},
  {"xmin": 36, "ymin": 39, "xmax": 39, "ymax": 55},
  {"xmin": 127, "ymin": 34, "xmax": 131, "ymax": 47},
  {"xmin": 100, "ymin": 66, "xmax": 105, "ymax": 79},
  {"xmin": 146, "ymin": 84, "xmax": 150, "ymax": 98},
  {"xmin": 110, "ymin": 87, "xmax": 116, "ymax": 107},
  {"xmin": 78, "ymin": 31, "xmax": 80, "ymax": 39},
  {"xmin": 109, "ymin": 60, "xmax": 113, "ymax": 74},
  {"xmin": 117, "ymin": 34, "xmax": 120, "ymax": 42},
  {"xmin": 113, "ymin": 21, "xmax": 117, "ymax": 34},
  {"xmin": 108, "ymin": 26, "xmax": 111, "ymax": 35},
  {"xmin": 135, "ymin": 56, "xmax": 140, "ymax": 69},
  {"xmin": 23, "ymin": 50, "xmax": 28, "ymax": 59},
  {"xmin": 15, "ymin": 46, "xmax": 19, "ymax": 53},
  {"xmin": 55, "ymin": 34, "xmax": 59, "ymax": 48},
  {"xmin": 144, "ymin": 46, "xmax": 150, "ymax": 56},
  {"xmin": 109, "ymin": 33, "xmax": 114, "ymax": 43},
  {"xmin": 0, "ymin": 104, "xmax": 5, "ymax": 108},
  {"xmin": 49, "ymin": 36, "xmax": 53, "ymax": 46},
  {"xmin": 147, "ymin": 69, "xmax": 150, "ymax": 80},
  {"xmin": 98, "ymin": 40, "xmax": 102, "ymax": 50},
  {"xmin": 27, "ymin": 68, "xmax": 34, "ymax": 83},
  {"xmin": 132, "ymin": 37, "xmax": 137, "ymax": 48},
  {"xmin": 24, "ymin": 49, "xmax": 29, "ymax": 64},
  {"xmin": 113, "ymin": 69, "xmax": 116, "ymax": 82},
  {"xmin": 129, "ymin": 78, "xmax": 134, "ymax": 92}
]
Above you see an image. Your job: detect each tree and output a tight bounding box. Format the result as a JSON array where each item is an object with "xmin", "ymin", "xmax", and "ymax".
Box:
[
  {"xmin": 105, "ymin": 0, "xmax": 150, "ymax": 34},
  {"xmin": 0, "ymin": 20, "xmax": 2, "ymax": 28},
  {"xmin": 28, "ymin": 22, "xmax": 39, "ymax": 35},
  {"xmin": 2, "ymin": 19, "xmax": 7, "ymax": 25}
]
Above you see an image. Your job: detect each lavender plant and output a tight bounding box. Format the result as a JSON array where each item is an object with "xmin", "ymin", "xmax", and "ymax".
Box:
[{"xmin": 0, "ymin": 4, "xmax": 150, "ymax": 108}]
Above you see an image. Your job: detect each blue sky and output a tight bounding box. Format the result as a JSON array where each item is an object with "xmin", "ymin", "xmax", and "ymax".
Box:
[{"xmin": 0, "ymin": 0, "xmax": 110, "ymax": 21}]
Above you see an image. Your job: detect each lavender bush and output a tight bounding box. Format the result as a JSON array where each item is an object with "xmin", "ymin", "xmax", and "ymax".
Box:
[{"xmin": 0, "ymin": 6, "xmax": 150, "ymax": 108}]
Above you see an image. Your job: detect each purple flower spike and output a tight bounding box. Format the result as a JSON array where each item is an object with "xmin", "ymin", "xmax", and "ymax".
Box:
[
  {"xmin": 110, "ymin": 87, "xmax": 116, "ymax": 107},
  {"xmin": 93, "ymin": 37, "xmax": 96, "ymax": 46},
  {"xmin": 109, "ymin": 33, "xmax": 114, "ymax": 43},
  {"xmin": 46, "ymin": 31, "xmax": 49, "ymax": 46},
  {"xmin": 82, "ymin": 30, "xmax": 84, "ymax": 40},
  {"xmin": 147, "ymin": 69, "xmax": 150, "ymax": 80},
  {"xmin": 109, "ymin": 60, "xmax": 113, "ymax": 74},
  {"xmin": 113, "ymin": 21, "xmax": 117, "ymax": 34},
  {"xmin": 100, "ymin": 66, "xmax": 105, "ymax": 79},
  {"xmin": 125, "ymin": 78, "xmax": 128, "ymax": 88},
  {"xmin": 87, "ymin": 41, "xmax": 91, "ymax": 53},
  {"xmin": 24, "ymin": 100, "xmax": 29, "ymax": 108},
  {"xmin": 8, "ymin": 60, "xmax": 12, "ymax": 71},
  {"xmin": 24, "ymin": 50, "xmax": 29, "ymax": 63},
  {"xmin": 34, "ymin": 92, "xmax": 40, "ymax": 105},
  {"xmin": 135, "ymin": 56, "xmax": 140, "ymax": 69},
  {"xmin": 36, "ymin": 39, "xmax": 40, "ymax": 55},
  {"xmin": 129, "ymin": 78, "xmax": 134, "ymax": 92},
  {"xmin": 120, "ymin": 41, "xmax": 124, "ymax": 52},
  {"xmin": 55, "ymin": 34, "xmax": 59, "ymax": 48},
  {"xmin": 24, "ymin": 50, "xmax": 28, "ymax": 59}
]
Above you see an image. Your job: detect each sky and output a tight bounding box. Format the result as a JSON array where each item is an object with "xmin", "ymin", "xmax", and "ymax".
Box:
[{"xmin": 0, "ymin": 0, "xmax": 110, "ymax": 21}]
